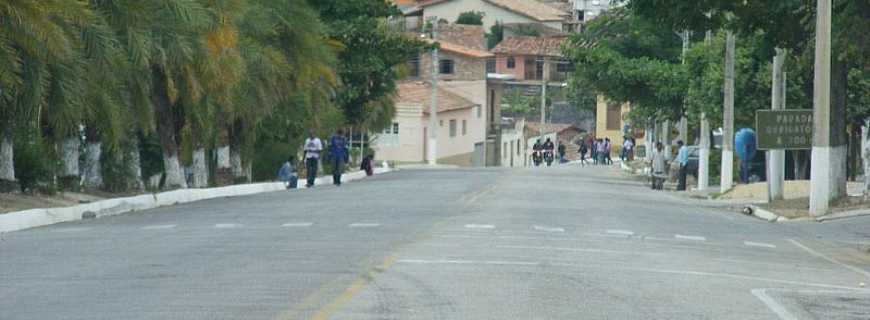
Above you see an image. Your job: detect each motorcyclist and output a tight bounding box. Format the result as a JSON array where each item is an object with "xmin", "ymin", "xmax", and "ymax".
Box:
[
  {"xmin": 543, "ymin": 138, "xmax": 555, "ymax": 166},
  {"xmin": 532, "ymin": 139, "xmax": 543, "ymax": 166}
]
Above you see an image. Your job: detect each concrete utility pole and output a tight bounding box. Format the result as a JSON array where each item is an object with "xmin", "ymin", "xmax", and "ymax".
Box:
[
  {"xmin": 678, "ymin": 30, "xmax": 690, "ymax": 145},
  {"xmin": 768, "ymin": 48, "xmax": 787, "ymax": 201},
  {"xmin": 427, "ymin": 18, "xmax": 439, "ymax": 166},
  {"xmin": 809, "ymin": 0, "xmax": 843, "ymax": 216},
  {"xmin": 720, "ymin": 32, "xmax": 735, "ymax": 193},
  {"xmin": 698, "ymin": 29, "xmax": 712, "ymax": 191},
  {"xmin": 662, "ymin": 120, "xmax": 671, "ymax": 159},
  {"xmin": 539, "ymin": 58, "xmax": 549, "ymax": 139}
]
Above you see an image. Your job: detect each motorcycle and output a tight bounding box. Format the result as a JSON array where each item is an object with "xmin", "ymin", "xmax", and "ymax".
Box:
[
  {"xmin": 532, "ymin": 150, "xmax": 543, "ymax": 167},
  {"xmin": 543, "ymin": 150, "xmax": 554, "ymax": 166}
]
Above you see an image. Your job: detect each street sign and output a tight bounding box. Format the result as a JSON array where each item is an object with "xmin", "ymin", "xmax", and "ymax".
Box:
[{"xmin": 755, "ymin": 110, "xmax": 813, "ymax": 150}]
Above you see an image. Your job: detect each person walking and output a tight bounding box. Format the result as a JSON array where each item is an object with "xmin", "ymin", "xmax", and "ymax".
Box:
[
  {"xmin": 578, "ymin": 140, "xmax": 589, "ymax": 166},
  {"xmin": 590, "ymin": 139, "xmax": 598, "ymax": 165},
  {"xmin": 650, "ymin": 142, "xmax": 667, "ymax": 190},
  {"xmin": 303, "ymin": 130, "xmax": 323, "ymax": 188},
  {"xmin": 277, "ymin": 156, "xmax": 298, "ymax": 189},
  {"xmin": 676, "ymin": 140, "xmax": 689, "ymax": 191},
  {"xmin": 329, "ymin": 129, "xmax": 349, "ymax": 186},
  {"xmin": 621, "ymin": 138, "xmax": 634, "ymax": 162},
  {"xmin": 557, "ymin": 141, "xmax": 566, "ymax": 163},
  {"xmin": 361, "ymin": 154, "xmax": 374, "ymax": 176},
  {"xmin": 595, "ymin": 139, "xmax": 606, "ymax": 165},
  {"xmin": 604, "ymin": 138, "xmax": 613, "ymax": 165}
]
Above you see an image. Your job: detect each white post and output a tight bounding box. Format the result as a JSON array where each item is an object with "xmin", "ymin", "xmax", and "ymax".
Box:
[
  {"xmin": 698, "ymin": 113, "xmax": 710, "ymax": 190},
  {"xmin": 427, "ymin": 18, "xmax": 439, "ymax": 166},
  {"xmin": 809, "ymin": 0, "xmax": 836, "ymax": 216},
  {"xmin": 540, "ymin": 58, "xmax": 549, "ymax": 138},
  {"xmin": 720, "ymin": 32, "xmax": 735, "ymax": 193},
  {"xmin": 662, "ymin": 120, "xmax": 671, "ymax": 159},
  {"xmin": 768, "ymin": 48, "xmax": 786, "ymax": 201}
]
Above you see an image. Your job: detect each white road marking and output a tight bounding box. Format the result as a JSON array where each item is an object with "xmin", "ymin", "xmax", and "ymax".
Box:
[
  {"xmin": 605, "ymin": 229, "xmax": 634, "ymax": 236},
  {"xmin": 141, "ymin": 224, "xmax": 176, "ymax": 230},
  {"xmin": 675, "ymin": 234, "xmax": 707, "ymax": 241},
  {"xmin": 788, "ymin": 239, "xmax": 870, "ymax": 278},
  {"xmin": 349, "ymin": 223, "xmax": 381, "ymax": 228},
  {"xmin": 398, "ymin": 259, "xmax": 538, "ymax": 266},
  {"xmin": 282, "ymin": 222, "xmax": 314, "ymax": 227},
  {"xmin": 744, "ymin": 241, "xmax": 777, "ymax": 248},
  {"xmin": 750, "ymin": 289, "xmax": 799, "ymax": 320},
  {"xmin": 54, "ymin": 227, "xmax": 91, "ymax": 232},
  {"xmin": 464, "ymin": 224, "xmax": 495, "ymax": 229},
  {"xmin": 533, "ymin": 225, "xmax": 565, "ymax": 233},
  {"xmin": 214, "ymin": 223, "xmax": 242, "ymax": 229},
  {"xmin": 497, "ymin": 245, "xmax": 655, "ymax": 256}
]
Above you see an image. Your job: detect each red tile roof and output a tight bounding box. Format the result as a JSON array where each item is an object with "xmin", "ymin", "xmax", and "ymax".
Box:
[
  {"xmin": 397, "ymin": 81, "xmax": 478, "ymax": 114},
  {"xmin": 492, "ymin": 36, "xmax": 567, "ymax": 57},
  {"xmin": 419, "ymin": 0, "xmax": 567, "ymax": 22},
  {"xmin": 431, "ymin": 40, "xmax": 494, "ymax": 58}
]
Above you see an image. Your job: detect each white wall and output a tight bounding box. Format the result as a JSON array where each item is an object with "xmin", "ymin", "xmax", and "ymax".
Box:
[
  {"xmin": 440, "ymin": 81, "xmax": 487, "ymax": 148},
  {"xmin": 373, "ymin": 103, "xmax": 479, "ymax": 164},
  {"xmin": 424, "ymin": 0, "xmax": 555, "ymax": 31},
  {"xmin": 425, "ymin": 108, "xmax": 478, "ymax": 159}
]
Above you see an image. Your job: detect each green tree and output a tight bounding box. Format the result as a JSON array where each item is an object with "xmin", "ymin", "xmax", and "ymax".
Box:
[
  {"xmin": 456, "ymin": 11, "xmax": 484, "ymax": 26},
  {"xmin": 486, "ymin": 22, "xmax": 504, "ymax": 49}
]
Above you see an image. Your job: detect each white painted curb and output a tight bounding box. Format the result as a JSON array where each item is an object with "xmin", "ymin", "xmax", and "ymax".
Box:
[
  {"xmin": 0, "ymin": 167, "xmax": 392, "ymax": 233},
  {"xmin": 747, "ymin": 205, "xmax": 787, "ymax": 222}
]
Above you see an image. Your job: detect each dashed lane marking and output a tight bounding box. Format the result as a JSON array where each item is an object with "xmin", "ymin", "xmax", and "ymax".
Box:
[
  {"xmin": 53, "ymin": 227, "xmax": 91, "ymax": 232},
  {"xmin": 675, "ymin": 234, "xmax": 707, "ymax": 241},
  {"xmin": 214, "ymin": 223, "xmax": 242, "ymax": 229},
  {"xmin": 606, "ymin": 229, "xmax": 634, "ymax": 236},
  {"xmin": 744, "ymin": 241, "xmax": 777, "ymax": 248},
  {"xmin": 141, "ymin": 224, "xmax": 176, "ymax": 230},
  {"xmin": 348, "ymin": 223, "xmax": 381, "ymax": 228},
  {"xmin": 465, "ymin": 224, "xmax": 495, "ymax": 229},
  {"xmin": 281, "ymin": 222, "xmax": 314, "ymax": 227},
  {"xmin": 533, "ymin": 225, "xmax": 565, "ymax": 233}
]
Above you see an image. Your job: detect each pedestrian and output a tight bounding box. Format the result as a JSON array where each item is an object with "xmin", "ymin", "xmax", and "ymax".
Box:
[
  {"xmin": 303, "ymin": 130, "xmax": 323, "ymax": 188},
  {"xmin": 361, "ymin": 154, "xmax": 374, "ymax": 176},
  {"xmin": 621, "ymin": 138, "xmax": 634, "ymax": 162},
  {"xmin": 329, "ymin": 129, "xmax": 349, "ymax": 186},
  {"xmin": 676, "ymin": 140, "xmax": 689, "ymax": 191},
  {"xmin": 591, "ymin": 139, "xmax": 599, "ymax": 165},
  {"xmin": 557, "ymin": 141, "xmax": 566, "ymax": 163},
  {"xmin": 650, "ymin": 142, "xmax": 667, "ymax": 190},
  {"xmin": 578, "ymin": 140, "xmax": 589, "ymax": 166},
  {"xmin": 277, "ymin": 156, "xmax": 298, "ymax": 189},
  {"xmin": 604, "ymin": 138, "xmax": 613, "ymax": 165}
]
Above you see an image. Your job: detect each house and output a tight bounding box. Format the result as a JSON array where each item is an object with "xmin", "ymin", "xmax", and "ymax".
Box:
[
  {"xmin": 595, "ymin": 95, "xmax": 646, "ymax": 157},
  {"xmin": 491, "ymin": 36, "xmax": 571, "ymax": 82},
  {"xmin": 499, "ymin": 118, "xmax": 526, "ymax": 167},
  {"xmin": 373, "ymin": 81, "xmax": 486, "ymax": 166},
  {"xmin": 410, "ymin": 24, "xmax": 493, "ymax": 82},
  {"xmin": 417, "ymin": 0, "xmax": 570, "ymax": 31}
]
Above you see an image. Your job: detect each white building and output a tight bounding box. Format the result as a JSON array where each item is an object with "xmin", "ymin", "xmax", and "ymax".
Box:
[
  {"xmin": 418, "ymin": 0, "xmax": 569, "ymax": 31},
  {"xmin": 373, "ymin": 81, "xmax": 487, "ymax": 166},
  {"xmin": 572, "ymin": 0, "xmax": 620, "ymax": 22}
]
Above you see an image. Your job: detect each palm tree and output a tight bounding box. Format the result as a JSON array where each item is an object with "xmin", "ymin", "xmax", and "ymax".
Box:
[
  {"xmin": 0, "ymin": 0, "xmax": 94, "ymax": 191},
  {"xmin": 93, "ymin": 0, "xmax": 212, "ymax": 190}
]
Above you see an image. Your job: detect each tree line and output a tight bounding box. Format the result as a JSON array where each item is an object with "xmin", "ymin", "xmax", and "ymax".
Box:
[
  {"xmin": 0, "ymin": 0, "xmax": 427, "ymax": 193},
  {"xmin": 565, "ymin": 0, "xmax": 869, "ymax": 181}
]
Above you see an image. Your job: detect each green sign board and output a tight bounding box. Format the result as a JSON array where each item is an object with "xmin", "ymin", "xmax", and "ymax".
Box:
[{"xmin": 755, "ymin": 109, "xmax": 813, "ymax": 150}]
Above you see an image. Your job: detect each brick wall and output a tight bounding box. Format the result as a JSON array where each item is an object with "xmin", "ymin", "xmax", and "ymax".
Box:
[{"xmin": 419, "ymin": 51, "xmax": 486, "ymax": 82}]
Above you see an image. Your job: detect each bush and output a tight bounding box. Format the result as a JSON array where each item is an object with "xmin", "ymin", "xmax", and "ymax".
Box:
[
  {"xmin": 456, "ymin": 11, "xmax": 484, "ymax": 25},
  {"xmin": 13, "ymin": 135, "xmax": 58, "ymax": 194}
]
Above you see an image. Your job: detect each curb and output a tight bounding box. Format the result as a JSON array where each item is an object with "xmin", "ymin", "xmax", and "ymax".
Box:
[
  {"xmin": 817, "ymin": 209, "xmax": 870, "ymax": 222},
  {"xmin": 746, "ymin": 204, "xmax": 789, "ymax": 222},
  {"xmin": 0, "ymin": 166, "xmax": 392, "ymax": 233}
]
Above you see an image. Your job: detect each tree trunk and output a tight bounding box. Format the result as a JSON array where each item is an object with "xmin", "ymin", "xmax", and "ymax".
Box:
[
  {"xmin": 192, "ymin": 147, "xmax": 208, "ymax": 188},
  {"xmin": 214, "ymin": 127, "xmax": 232, "ymax": 186},
  {"xmin": 128, "ymin": 141, "xmax": 144, "ymax": 190},
  {"xmin": 61, "ymin": 137, "xmax": 80, "ymax": 177},
  {"xmin": 83, "ymin": 141, "xmax": 103, "ymax": 189},
  {"xmin": 863, "ymin": 118, "xmax": 870, "ymax": 198},
  {"xmin": 230, "ymin": 147, "xmax": 243, "ymax": 179},
  {"xmin": 0, "ymin": 129, "xmax": 15, "ymax": 183},
  {"xmin": 151, "ymin": 64, "xmax": 187, "ymax": 190}
]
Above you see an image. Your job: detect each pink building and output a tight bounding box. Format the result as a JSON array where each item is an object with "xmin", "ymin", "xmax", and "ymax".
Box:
[{"xmin": 491, "ymin": 36, "xmax": 571, "ymax": 82}]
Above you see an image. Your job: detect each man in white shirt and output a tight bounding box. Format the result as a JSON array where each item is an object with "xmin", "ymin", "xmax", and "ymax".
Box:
[{"xmin": 303, "ymin": 130, "xmax": 323, "ymax": 188}]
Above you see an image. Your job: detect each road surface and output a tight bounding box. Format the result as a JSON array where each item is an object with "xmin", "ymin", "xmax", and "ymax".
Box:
[{"xmin": 2, "ymin": 166, "xmax": 869, "ymax": 319}]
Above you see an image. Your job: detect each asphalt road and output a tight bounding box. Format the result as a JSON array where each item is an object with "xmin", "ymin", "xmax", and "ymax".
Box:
[{"xmin": 2, "ymin": 165, "xmax": 869, "ymax": 319}]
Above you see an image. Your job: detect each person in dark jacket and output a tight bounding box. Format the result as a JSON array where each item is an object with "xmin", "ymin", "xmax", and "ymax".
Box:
[{"xmin": 329, "ymin": 129, "xmax": 349, "ymax": 186}]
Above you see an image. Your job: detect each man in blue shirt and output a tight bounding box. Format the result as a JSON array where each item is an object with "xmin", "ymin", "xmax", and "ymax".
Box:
[
  {"xmin": 676, "ymin": 140, "xmax": 689, "ymax": 191},
  {"xmin": 329, "ymin": 129, "xmax": 349, "ymax": 186}
]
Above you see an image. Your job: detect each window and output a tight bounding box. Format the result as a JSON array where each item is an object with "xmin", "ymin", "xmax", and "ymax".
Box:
[
  {"xmin": 392, "ymin": 122, "xmax": 399, "ymax": 134},
  {"xmin": 606, "ymin": 103, "xmax": 621, "ymax": 130},
  {"xmin": 476, "ymin": 105, "xmax": 482, "ymax": 118},
  {"xmin": 503, "ymin": 142, "xmax": 507, "ymax": 157},
  {"xmin": 507, "ymin": 57, "xmax": 516, "ymax": 69},
  {"xmin": 486, "ymin": 58, "xmax": 496, "ymax": 73},
  {"xmin": 439, "ymin": 59, "xmax": 454, "ymax": 74},
  {"xmin": 439, "ymin": 120, "xmax": 443, "ymax": 127},
  {"xmin": 556, "ymin": 60, "xmax": 575, "ymax": 73},
  {"xmin": 517, "ymin": 140, "xmax": 521, "ymax": 155},
  {"xmin": 408, "ymin": 55, "xmax": 420, "ymax": 77},
  {"xmin": 449, "ymin": 119, "xmax": 457, "ymax": 137},
  {"xmin": 462, "ymin": 120, "xmax": 467, "ymax": 135},
  {"xmin": 488, "ymin": 90, "xmax": 495, "ymax": 123}
]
